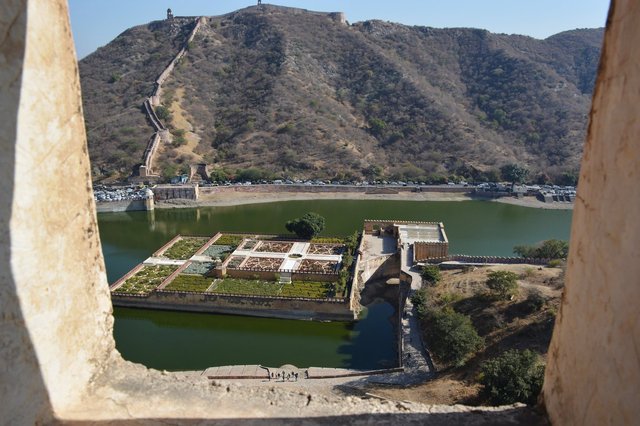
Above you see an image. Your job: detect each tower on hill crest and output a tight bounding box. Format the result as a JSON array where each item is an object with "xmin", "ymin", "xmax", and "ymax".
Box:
[{"xmin": 167, "ymin": 8, "xmax": 174, "ymax": 20}]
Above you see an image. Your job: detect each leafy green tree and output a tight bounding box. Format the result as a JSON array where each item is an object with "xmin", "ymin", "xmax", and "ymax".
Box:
[
  {"xmin": 500, "ymin": 163, "xmax": 529, "ymax": 184},
  {"xmin": 480, "ymin": 349, "xmax": 545, "ymax": 405},
  {"xmin": 235, "ymin": 167, "xmax": 272, "ymax": 182},
  {"xmin": 425, "ymin": 309, "xmax": 483, "ymax": 366},
  {"xmin": 514, "ymin": 239, "xmax": 569, "ymax": 260},
  {"xmin": 368, "ymin": 117, "xmax": 387, "ymax": 136},
  {"xmin": 558, "ymin": 170, "xmax": 579, "ymax": 186},
  {"xmin": 410, "ymin": 288, "xmax": 428, "ymax": 318},
  {"xmin": 155, "ymin": 105, "xmax": 172, "ymax": 122},
  {"xmin": 421, "ymin": 265, "xmax": 442, "ymax": 285},
  {"xmin": 486, "ymin": 270, "xmax": 519, "ymax": 300},
  {"xmin": 209, "ymin": 168, "xmax": 229, "ymax": 182},
  {"xmin": 285, "ymin": 212, "xmax": 326, "ymax": 239}
]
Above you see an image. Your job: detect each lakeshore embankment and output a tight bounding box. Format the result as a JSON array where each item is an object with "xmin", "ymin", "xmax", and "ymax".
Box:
[{"xmin": 152, "ymin": 189, "xmax": 574, "ymax": 210}]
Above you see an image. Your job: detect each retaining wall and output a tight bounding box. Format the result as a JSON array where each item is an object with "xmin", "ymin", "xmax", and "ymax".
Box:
[
  {"xmin": 152, "ymin": 185, "xmax": 199, "ymax": 200},
  {"xmin": 95, "ymin": 200, "xmax": 148, "ymax": 213},
  {"xmin": 111, "ymin": 291, "xmax": 355, "ymax": 321}
]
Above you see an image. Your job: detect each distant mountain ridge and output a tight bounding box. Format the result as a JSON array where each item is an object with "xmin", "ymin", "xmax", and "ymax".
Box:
[{"xmin": 79, "ymin": 5, "xmax": 603, "ymax": 183}]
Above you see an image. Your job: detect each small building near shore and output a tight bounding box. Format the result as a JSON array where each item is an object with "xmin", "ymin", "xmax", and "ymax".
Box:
[{"xmin": 363, "ymin": 219, "xmax": 449, "ymax": 262}]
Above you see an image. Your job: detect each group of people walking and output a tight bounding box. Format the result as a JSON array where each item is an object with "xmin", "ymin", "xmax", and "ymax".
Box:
[{"xmin": 270, "ymin": 371, "xmax": 300, "ymax": 382}]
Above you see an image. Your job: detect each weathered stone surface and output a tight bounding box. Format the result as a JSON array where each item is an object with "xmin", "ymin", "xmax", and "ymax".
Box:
[
  {"xmin": 542, "ymin": 1, "xmax": 640, "ymax": 424},
  {"xmin": 0, "ymin": 1, "xmax": 55, "ymax": 424}
]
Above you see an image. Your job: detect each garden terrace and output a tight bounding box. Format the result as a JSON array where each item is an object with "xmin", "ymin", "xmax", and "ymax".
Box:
[
  {"xmin": 112, "ymin": 265, "xmax": 179, "ymax": 295},
  {"xmin": 212, "ymin": 234, "xmax": 246, "ymax": 246},
  {"xmin": 206, "ymin": 278, "xmax": 341, "ymax": 299},
  {"xmin": 298, "ymin": 259, "xmax": 340, "ymax": 273},
  {"xmin": 202, "ymin": 245, "xmax": 234, "ymax": 260},
  {"xmin": 182, "ymin": 261, "xmax": 216, "ymax": 275},
  {"xmin": 307, "ymin": 243, "xmax": 345, "ymax": 255},
  {"xmin": 243, "ymin": 257, "xmax": 284, "ymax": 270},
  {"xmin": 222, "ymin": 238, "xmax": 348, "ymax": 275},
  {"xmin": 161, "ymin": 236, "xmax": 209, "ymax": 260},
  {"xmin": 254, "ymin": 241, "xmax": 294, "ymax": 253},
  {"xmin": 226, "ymin": 256, "xmax": 246, "ymax": 268},
  {"xmin": 163, "ymin": 274, "xmax": 214, "ymax": 292}
]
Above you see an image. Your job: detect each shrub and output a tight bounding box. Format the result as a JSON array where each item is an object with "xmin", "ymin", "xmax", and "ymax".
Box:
[
  {"xmin": 155, "ymin": 105, "xmax": 172, "ymax": 121},
  {"xmin": 480, "ymin": 349, "xmax": 545, "ymax": 405},
  {"xmin": 524, "ymin": 290, "xmax": 546, "ymax": 312},
  {"xmin": 486, "ymin": 270, "xmax": 519, "ymax": 300},
  {"xmin": 547, "ymin": 259, "xmax": 563, "ymax": 268},
  {"xmin": 514, "ymin": 239, "xmax": 569, "ymax": 260},
  {"xmin": 410, "ymin": 289, "xmax": 428, "ymax": 318},
  {"xmin": 368, "ymin": 117, "xmax": 387, "ymax": 136},
  {"xmin": 425, "ymin": 308, "xmax": 483, "ymax": 366},
  {"xmin": 421, "ymin": 265, "xmax": 442, "ymax": 285}
]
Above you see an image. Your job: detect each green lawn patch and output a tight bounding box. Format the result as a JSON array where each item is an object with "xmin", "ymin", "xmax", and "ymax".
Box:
[
  {"xmin": 210, "ymin": 278, "xmax": 283, "ymax": 296},
  {"xmin": 283, "ymin": 281, "xmax": 341, "ymax": 298},
  {"xmin": 164, "ymin": 274, "xmax": 213, "ymax": 292},
  {"xmin": 114, "ymin": 265, "xmax": 178, "ymax": 295},
  {"xmin": 213, "ymin": 234, "xmax": 245, "ymax": 246},
  {"xmin": 163, "ymin": 237, "xmax": 208, "ymax": 260},
  {"xmin": 207, "ymin": 278, "xmax": 342, "ymax": 299}
]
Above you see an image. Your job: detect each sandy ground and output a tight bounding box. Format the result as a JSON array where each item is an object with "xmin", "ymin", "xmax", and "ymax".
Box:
[{"xmin": 155, "ymin": 190, "xmax": 574, "ymax": 210}]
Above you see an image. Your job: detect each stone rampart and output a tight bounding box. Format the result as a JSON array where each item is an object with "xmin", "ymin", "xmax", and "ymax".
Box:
[
  {"xmin": 111, "ymin": 290, "xmax": 354, "ymax": 321},
  {"xmin": 136, "ymin": 17, "xmax": 203, "ymax": 178},
  {"xmin": 143, "ymin": 99, "xmax": 165, "ymax": 132}
]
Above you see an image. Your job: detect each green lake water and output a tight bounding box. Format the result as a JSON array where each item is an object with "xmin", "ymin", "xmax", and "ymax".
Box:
[{"xmin": 99, "ymin": 199, "xmax": 572, "ymax": 371}]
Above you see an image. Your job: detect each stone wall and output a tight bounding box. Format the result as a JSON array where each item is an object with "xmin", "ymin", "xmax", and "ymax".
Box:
[
  {"xmin": 112, "ymin": 291, "xmax": 354, "ymax": 321},
  {"xmin": 542, "ymin": 1, "xmax": 640, "ymax": 423},
  {"xmin": 96, "ymin": 200, "xmax": 149, "ymax": 213},
  {"xmin": 152, "ymin": 184, "xmax": 199, "ymax": 200},
  {"xmin": 1, "ymin": 0, "xmax": 115, "ymax": 421},
  {"xmin": 137, "ymin": 17, "xmax": 203, "ymax": 177},
  {"xmin": 413, "ymin": 241, "xmax": 449, "ymax": 262}
]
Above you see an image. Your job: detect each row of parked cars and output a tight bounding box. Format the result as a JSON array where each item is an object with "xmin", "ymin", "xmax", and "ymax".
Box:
[
  {"xmin": 93, "ymin": 186, "xmax": 150, "ymax": 202},
  {"xmin": 205, "ymin": 179, "xmax": 470, "ymax": 187}
]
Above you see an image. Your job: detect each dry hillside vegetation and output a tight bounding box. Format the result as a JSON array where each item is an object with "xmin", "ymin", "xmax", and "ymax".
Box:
[
  {"xmin": 370, "ymin": 264, "xmax": 563, "ymax": 405},
  {"xmin": 79, "ymin": 6, "xmax": 603, "ymax": 182}
]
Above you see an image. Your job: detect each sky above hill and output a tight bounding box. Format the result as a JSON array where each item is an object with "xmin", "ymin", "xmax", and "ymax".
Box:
[{"xmin": 69, "ymin": 0, "xmax": 610, "ymax": 59}]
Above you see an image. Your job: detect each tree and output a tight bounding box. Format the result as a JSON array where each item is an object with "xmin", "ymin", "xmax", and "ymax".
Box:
[
  {"xmin": 421, "ymin": 265, "xmax": 442, "ymax": 285},
  {"xmin": 155, "ymin": 105, "xmax": 172, "ymax": 122},
  {"xmin": 209, "ymin": 168, "xmax": 229, "ymax": 183},
  {"xmin": 285, "ymin": 212, "xmax": 325, "ymax": 239},
  {"xmin": 486, "ymin": 270, "xmax": 519, "ymax": 300},
  {"xmin": 480, "ymin": 349, "xmax": 545, "ymax": 405},
  {"xmin": 500, "ymin": 163, "xmax": 529, "ymax": 184},
  {"xmin": 513, "ymin": 239, "xmax": 569, "ymax": 260},
  {"xmin": 425, "ymin": 308, "xmax": 483, "ymax": 366},
  {"xmin": 368, "ymin": 117, "xmax": 387, "ymax": 136}
]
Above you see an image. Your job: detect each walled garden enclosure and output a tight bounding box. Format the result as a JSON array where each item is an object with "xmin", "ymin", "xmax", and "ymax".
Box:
[{"xmin": 109, "ymin": 232, "xmax": 360, "ymax": 303}]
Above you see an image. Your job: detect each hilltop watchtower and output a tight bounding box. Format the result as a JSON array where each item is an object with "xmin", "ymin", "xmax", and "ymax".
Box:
[
  {"xmin": 257, "ymin": 0, "xmax": 262, "ymax": 5},
  {"xmin": 167, "ymin": 8, "xmax": 174, "ymax": 20}
]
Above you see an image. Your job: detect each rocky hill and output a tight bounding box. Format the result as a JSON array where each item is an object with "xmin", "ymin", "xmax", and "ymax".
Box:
[{"xmin": 79, "ymin": 5, "xmax": 603, "ymax": 183}]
